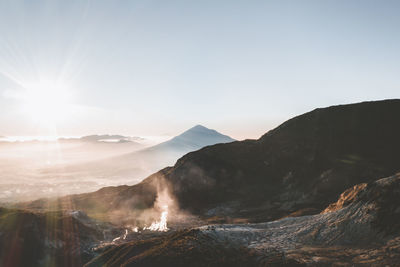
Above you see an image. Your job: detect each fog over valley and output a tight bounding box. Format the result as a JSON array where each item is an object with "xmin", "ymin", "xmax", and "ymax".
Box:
[{"xmin": 0, "ymin": 125, "xmax": 235, "ymax": 202}]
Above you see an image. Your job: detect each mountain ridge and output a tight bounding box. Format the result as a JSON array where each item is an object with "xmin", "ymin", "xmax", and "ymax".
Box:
[{"xmin": 21, "ymin": 99, "xmax": 400, "ymax": 225}]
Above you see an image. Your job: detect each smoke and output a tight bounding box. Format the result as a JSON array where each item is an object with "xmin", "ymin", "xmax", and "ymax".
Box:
[{"xmin": 106, "ymin": 174, "xmax": 199, "ymax": 232}]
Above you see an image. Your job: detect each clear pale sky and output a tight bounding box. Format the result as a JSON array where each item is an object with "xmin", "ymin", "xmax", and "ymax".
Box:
[{"xmin": 0, "ymin": 0, "xmax": 399, "ymax": 140}]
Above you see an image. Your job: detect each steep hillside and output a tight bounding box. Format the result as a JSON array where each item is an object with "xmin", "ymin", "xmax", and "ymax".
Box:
[{"xmin": 163, "ymin": 99, "xmax": 400, "ymax": 221}]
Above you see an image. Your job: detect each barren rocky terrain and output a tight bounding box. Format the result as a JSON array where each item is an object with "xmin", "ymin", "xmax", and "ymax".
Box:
[{"xmin": 85, "ymin": 174, "xmax": 400, "ymax": 266}]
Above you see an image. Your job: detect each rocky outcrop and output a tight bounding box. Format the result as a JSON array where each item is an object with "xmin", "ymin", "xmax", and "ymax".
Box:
[{"xmin": 322, "ymin": 183, "xmax": 367, "ymax": 213}]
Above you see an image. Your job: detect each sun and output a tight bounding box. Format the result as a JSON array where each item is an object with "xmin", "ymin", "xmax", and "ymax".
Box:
[{"xmin": 20, "ymin": 80, "xmax": 73, "ymax": 125}]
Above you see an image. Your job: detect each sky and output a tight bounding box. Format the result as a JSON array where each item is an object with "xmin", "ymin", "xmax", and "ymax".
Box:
[{"xmin": 0, "ymin": 0, "xmax": 399, "ymax": 140}]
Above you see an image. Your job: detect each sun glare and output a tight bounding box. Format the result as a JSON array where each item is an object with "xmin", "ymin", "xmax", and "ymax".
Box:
[{"xmin": 20, "ymin": 80, "xmax": 73, "ymax": 125}]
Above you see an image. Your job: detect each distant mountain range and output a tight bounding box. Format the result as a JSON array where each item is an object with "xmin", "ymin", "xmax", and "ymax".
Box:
[
  {"xmin": 56, "ymin": 125, "xmax": 235, "ymax": 185},
  {"xmin": 0, "ymin": 125, "xmax": 234, "ymax": 203},
  {"xmin": 64, "ymin": 125, "xmax": 233, "ymax": 148},
  {"xmin": 0, "ymin": 134, "xmax": 144, "ymax": 143},
  {"xmin": 80, "ymin": 134, "xmax": 130, "ymax": 142},
  {"xmin": 59, "ymin": 134, "xmax": 145, "ymax": 143},
  {"xmin": 114, "ymin": 124, "xmax": 235, "ymax": 172}
]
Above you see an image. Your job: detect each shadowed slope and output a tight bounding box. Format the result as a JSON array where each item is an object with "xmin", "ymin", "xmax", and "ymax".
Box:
[
  {"xmin": 0, "ymin": 208, "xmax": 121, "ymax": 267},
  {"xmin": 163, "ymin": 99, "xmax": 400, "ymax": 220}
]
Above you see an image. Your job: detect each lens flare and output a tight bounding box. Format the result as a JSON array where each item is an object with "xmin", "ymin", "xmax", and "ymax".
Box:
[{"xmin": 19, "ymin": 80, "xmax": 74, "ymax": 125}]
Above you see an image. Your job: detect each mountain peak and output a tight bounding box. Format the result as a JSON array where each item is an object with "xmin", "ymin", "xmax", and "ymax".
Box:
[
  {"xmin": 152, "ymin": 125, "xmax": 235, "ymax": 152},
  {"xmin": 175, "ymin": 125, "xmax": 235, "ymax": 143},
  {"xmin": 183, "ymin": 125, "xmax": 217, "ymax": 135},
  {"xmin": 188, "ymin": 124, "xmax": 209, "ymax": 131}
]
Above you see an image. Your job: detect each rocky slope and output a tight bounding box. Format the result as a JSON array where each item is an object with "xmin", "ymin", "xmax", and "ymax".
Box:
[{"xmin": 85, "ymin": 173, "xmax": 400, "ymax": 266}]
